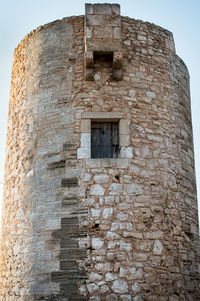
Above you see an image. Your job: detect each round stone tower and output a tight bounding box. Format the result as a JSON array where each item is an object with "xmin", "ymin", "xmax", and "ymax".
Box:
[{"xmin": 0, "ymin": 3, "xmax": 199, "ymax": 300}]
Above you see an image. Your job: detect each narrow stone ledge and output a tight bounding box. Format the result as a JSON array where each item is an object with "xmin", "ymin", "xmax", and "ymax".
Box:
[
  {"xmin": 51, "ymin": 271, "xmax": 86, "ymax": 282},
  {"xmin": 86, "ymin": 159, "xmax": 101, "ymax": 168},
  {"xmin": 59, "ymin": 248, "xmax": 87, "ymax": 260},
  {"xmin": 61, "ymin": 217, "xmax": 79, "ymax": 227},
  {"xmin": 47, "ymin": 160, "xmax": 66, "ymax": 170},
  {"xmin": 82, "ymin": 112, "xmax": 123, "ymax": 120},
  {"xmin": 62, "ymin": 198, "xmax": 79, "ymax": 207},
  {"xmin": 63, "ymin": 143, "xmax": 77, "ymax": 151},
  {"xmin": 85, "ymin": 158, "xmax": 129, "ymax": 168},
  {"xmin": 61, "ymin": 178, "xmax": 78, "ymax": 187}
]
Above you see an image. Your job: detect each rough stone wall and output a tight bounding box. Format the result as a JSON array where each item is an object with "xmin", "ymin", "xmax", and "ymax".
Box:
[
  {"xmin": 0, "ymin": 16, "xmax": 88, "ymax": 300},
  {"xmin": 0, "ymin": 4, "xmax": 199, "ymax": 301}
]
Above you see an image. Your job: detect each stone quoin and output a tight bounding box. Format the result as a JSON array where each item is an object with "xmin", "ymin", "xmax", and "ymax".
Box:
[{"xmin": 0, "ymin": 3, "xmax": 200, "ymax": 300}]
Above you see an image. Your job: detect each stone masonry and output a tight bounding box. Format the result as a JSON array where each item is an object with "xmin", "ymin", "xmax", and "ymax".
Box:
[{"xmin": 0, "ymin": 3, "xmax": 199, "ymax": 301}]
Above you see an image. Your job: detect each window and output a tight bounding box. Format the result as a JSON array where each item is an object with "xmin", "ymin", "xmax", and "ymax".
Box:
[
  {"xmin": 77, "ymin": 112, "xmax": 132, "ymax": 160},
  {"xmin": 91, "ymin": 121, "xmax": 119, "ymax": 158}
]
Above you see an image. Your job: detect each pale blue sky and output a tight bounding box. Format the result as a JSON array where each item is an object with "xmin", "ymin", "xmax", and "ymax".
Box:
[{"xmin": 0, "ymin": 0, "xmax": 199, "ymax": 225}]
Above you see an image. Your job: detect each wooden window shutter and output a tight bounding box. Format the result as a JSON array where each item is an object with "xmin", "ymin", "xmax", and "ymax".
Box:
[{"xmin": 91, "ymin": 122, "xmax": 119, "ymax": 158}]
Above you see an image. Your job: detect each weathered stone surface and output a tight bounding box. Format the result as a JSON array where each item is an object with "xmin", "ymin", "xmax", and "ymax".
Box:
[
  {"xmin": 112, "ymin": 280, "xmax": 128, "ymax": 293},
  {"xmin": 94, "ymin": 174, "xmax": 110, "ymax": 184},
  {"xmin": 109, "ymin": 183, "xmax": 122, "ymax": 195},
  {"xmin": 90, "ymin": 184, "xmax": 105, "ymax": 195},
  {"xmin": 91, "ymin": 237, "xmax": 104, "ymax": 250},
  {"xmin": 152, "ymin": 239, "xmax": 163, "ymax": 255},
  {"xmin": 0, "ymin": 3, "xmax": 199, "ymax": 301},
  {"xmin": 124, "ymin": 183, "xmax": 142, "ymax": 195},
  {"xmin": 102, "ymin": 208, "xmax": 113, "ymax": 219}
]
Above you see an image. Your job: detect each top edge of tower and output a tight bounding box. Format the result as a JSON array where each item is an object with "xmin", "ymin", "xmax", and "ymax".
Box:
[{"xmin": 13, "ymin": 3, "xmax": 175, "ymax": 55}]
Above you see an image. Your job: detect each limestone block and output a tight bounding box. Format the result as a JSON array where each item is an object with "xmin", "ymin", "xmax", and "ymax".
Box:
[
  {"xmin": 90, "ymin": 184, "xmax": 105, "ymax": 195},
  {"xmin": 102, "ymin": 208, "xmax": 113, "ymax": 219},
  {"xmin": 83, "ymin": 173, "xmax": 91, "ymax": 181},
  {"xmin": 142, "ymin": 145, "xmax": 151, "ymax": 158},
  {"xmin": 92, "ymin": 238, "xmax": 104, "ymax": 250},
  {"xmin": 106, "ymin": 295, "xmax": 118, "ymax": 301},
  {"xmin": 147, "ymin": 135, "xmax": 163, "ymax": 142},
  {"xmin": 112, "ymin": 280, "xmax": 128, "ymax": 293},
  {"xmin": 120, "ymin": 147, "xmax": 133, "ymax": 158},
  {"xmin": 100, "ymin": 285, "xmax": 109, "ymax": 293},
  {"xmin": 124, "ymin": 183, "xmax": 142, "ymax": 195},
  {"xmin": 81, "ymin": 133, "xmax": 90, "ymax": 148},
  {"xmin": 85, "ymin": 4, "xmax": 93, "ymax": 15},
  {"xmin": 120, "ymin": 267, "xmax": 143, "ymax": 280},
  {"xmin": 95, "ymin": 263, "xmax": 112, "ymax": 273},
  {"xmin": 81, "ymin": 119, "xmax": 91, "ymax": 133},
  {"xmin": 116, "ymin": 212, "xmax": 128, "ymax": 222},
  {"xmin": 94, "ymin": 27, "xmax": 113, "ymax": 39},
  {"xmin": 132, "ymin": 282, "xmax": 141, "ymax": 293},
  {"xmin": 108, "ymin": 241, "xmax": 117, "ymax": 249},
  {"xmin": 114, "ymin": 27, "xmax": 121, "ymax": 40},
  {"xmin": 109, "ymin": 183, "xmax": 122, "ymax": 195},
  {"xmin": 94, "ymin": 174, "xmax": 109, "ymax": 184},
  {"xmin": 87, "ymin": 15, "xmax": 103, "ymax": 26},
  {"xmin": 77, "ymin": 147, "xmax": 90, "ymax": 158},
  {"xmin": 105, "ymin": 273, "xmax": 117, "ymax": 281},
  {"xmin": 136, "ymin": 241, "xmax": 151, "ymax": 252},
  {"xmin": 93, "ymin": 4, "xmax": 112, "ymax": 15},
  {"xmin": 94, "ymin": 73, "xmax": 101, "ymax": 81},
  {"xmin": 87, "ymin": 283, "xmax": 99, "ymax": 294},
  {"xmin": 104, "ymin": 196, "xmax": 115, "ymax": 204},
  {"xmin": 116, "ymin": 159, "xmax": 129, "ymax": 168},
  {"xmin": 86, "ymin": 159, "xmax": 101, "ymax": 168},
  {"xmin": 112, "ymin": 4, "xmax": 120, "ymax": 15},
  {"xmin": 82, "ymin": 112, "xmax": 123, "ymax": 119},
  {"xmin": 119, "ymin": 241, "xmax": 132, "ymax": 251},
  {"xmin": 91, "ymin": 209, "xmax": 101, "ymax": 217},
  {"xmin": 106, "ymin": 231, "xmax": 120, "ymax": 240},
  {"xmin": 119, "ymin": 119, "xmax": 130, "ymax": 135},
  {"xmin": 137, "ymin": 35, "xmax": 147, "ymax": 41},
  {"xmin": 153, "ymin": 240, "xmax": 163, "ymax": 255}
]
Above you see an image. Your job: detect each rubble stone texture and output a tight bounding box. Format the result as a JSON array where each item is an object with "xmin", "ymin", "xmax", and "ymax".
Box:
[{"xmin": 0, "ymin": 3, "xmax": 200, "ymax": 301}]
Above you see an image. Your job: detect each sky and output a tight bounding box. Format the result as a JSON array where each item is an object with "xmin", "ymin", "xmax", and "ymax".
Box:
[{"xmin": 0, "ymin": 0, "xmax": 199, "ymax": 226}]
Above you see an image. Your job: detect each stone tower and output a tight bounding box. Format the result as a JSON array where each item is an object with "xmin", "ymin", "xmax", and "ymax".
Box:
[{"xmin": 0, "ymin": 3, "xmax": 199, "ymax": 300}]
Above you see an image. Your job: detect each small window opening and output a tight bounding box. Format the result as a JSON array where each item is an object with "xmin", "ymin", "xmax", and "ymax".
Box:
[
  {"xmin": 93, "ymin": 52, "xmax": 113, "ymax": 80},
  {"xmin": 91, "ymin": 121, "xmax": 119, "ymax": 158},
  {"xmin": 94, "ymin": 52, "xmax": 113, "ymax": 64}
]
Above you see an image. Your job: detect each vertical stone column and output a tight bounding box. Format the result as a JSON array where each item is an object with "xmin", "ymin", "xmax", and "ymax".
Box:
[{"xmin": 84, "ymin": 3, "xmax": 123, "ymax": 80}]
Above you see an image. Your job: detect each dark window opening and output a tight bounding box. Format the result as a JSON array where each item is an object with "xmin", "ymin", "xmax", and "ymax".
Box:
[
  {"xmin": 93, "ymin": 52, "xmax": 113, "ymax": 80},
  {"xmin": 91, "ymin": 121, "xmax": 119, "ymax": 158},
  {"xmin": 94, "ymin": 52, "xmax": 113, "ymax": 65}
]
